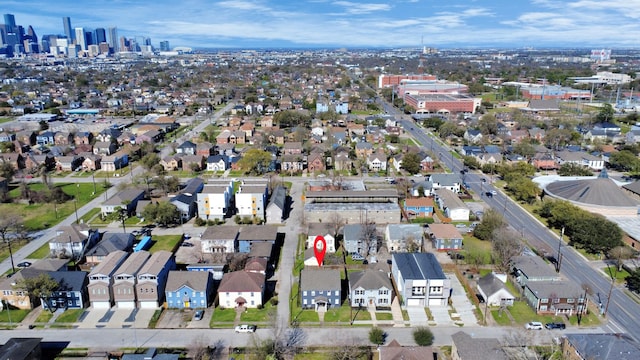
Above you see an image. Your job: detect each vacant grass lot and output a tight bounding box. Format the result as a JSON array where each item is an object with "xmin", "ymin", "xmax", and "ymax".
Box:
[
  {"xmin": 55, "ymin": 309, "xmax": 84, "ymax": 323},
  {"xmin": 148, "ymin": 235, "xmax": 181, "ymax": 253}
]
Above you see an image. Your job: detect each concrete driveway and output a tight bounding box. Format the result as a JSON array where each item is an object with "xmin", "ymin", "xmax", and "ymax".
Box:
[{"xmin": 406, "ymin": 306, "xmax": 428, "ymax": 326}]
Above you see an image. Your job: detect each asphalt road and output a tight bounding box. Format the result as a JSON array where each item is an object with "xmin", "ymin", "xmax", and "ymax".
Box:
[{"xmin": 398, "ymin": 116, "xmax": 640, "ymax": 342}]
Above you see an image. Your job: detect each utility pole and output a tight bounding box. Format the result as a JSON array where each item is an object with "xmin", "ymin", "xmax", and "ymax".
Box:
[{"xmin": 557, "ymin": 227, "xmax": 564, "ymax": 272}]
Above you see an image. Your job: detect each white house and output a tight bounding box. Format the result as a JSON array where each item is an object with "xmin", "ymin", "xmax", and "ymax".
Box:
[
  {"xmin": 196, "ymin": 182, "xmax": 233, "ymax": 220},
  {"xmin": 217, "ymin": 271, "xmax": 265, "ymax": 309},
  {"xmin": 434, "ymin": 188, "xmax": 470, "ymax": 221},
  {"xmin": 367, "ymin": 152, "xmax": 387, "ymax": 171},
  {"xmin": 477, "ymin": 273, "xmax": 515, "ymax": 307},
  {"xmin": 306, "ymin": 223, "xmax": 337, "ymax": 253},
  {"xmin": 235, "ymin": 182, "xmax": 268, "ymax": 221}
]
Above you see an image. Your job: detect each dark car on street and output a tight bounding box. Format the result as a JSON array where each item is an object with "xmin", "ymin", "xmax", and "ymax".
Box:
[{"xmin": 545, "ymin": 322, "xmax": 566, "ymax": 329}]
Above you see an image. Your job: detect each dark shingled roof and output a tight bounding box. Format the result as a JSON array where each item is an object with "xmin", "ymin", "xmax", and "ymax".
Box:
[
  {"xmin": 477, "ymin": 273, "xmax": 510, "ymax": 298},
  {"xmin": 565, "ymin": 333, "xmax": 640, "ymax": 360},
  {"xmin": 451, "ymin": 331, "xmax": 508, "ymax": 360},
  {"xmin": 545, "ymin": 177, "xmax": 640, "ymax": 207},
  {"xmin": 393, "ymin": 253, "xmax": 445, "ymax": 280},
  {"xmin": 268, "ymin": 185, "xmax": 287, "ymax": 211}
]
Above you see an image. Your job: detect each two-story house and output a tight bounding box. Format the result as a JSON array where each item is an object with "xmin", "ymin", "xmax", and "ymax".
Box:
[
  {"xmin": 165, "ymin": 271, "xmax": 213, "ymax": 309},
  {"xmin": 392, "ymin": 252, "xmax": 450, "ymax": 307},
  {"xmin": 235, "ymin": 182, "xmax": 268, "ymax": 222},
  {"xmin": 300, "ymin": 268, "xmax": 341, "ymax": 311},
  {"xmin": 349, "ymin": 269, "xmax": 394, "ymax": 309},
  {"xmin": 385, "ymin": 224, "xmax": 424, "ymax": 252},
  {"xmin": 217, "ymin": 270, "xmax": 265, "ymax": 309},
  {"xmin": 428, "ymin": 224, "xmax": 464, "ymax": 251},
  {"xmin": 113, "ymin": 251, "xmax": 151, "ymax": 309},
  {"xmin": 197, "ymin": 182, "xmax": 234, "ymax": 220}
]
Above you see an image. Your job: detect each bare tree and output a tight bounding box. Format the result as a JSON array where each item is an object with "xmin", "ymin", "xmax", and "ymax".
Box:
[
  {"xmin": 405, "ymin": 234, "xmax": 421, "ymax": 253},
  {"xmin": 359, "ymin": 220, "xmax": 378, "ymax": 257},
  {"xmin": 0, "ymin": 213, "xmax": 23, "ymax": 273},
  {"xmin": 577, "ymin": 283, "xmax": 593, "ymax": 325},
  {"xmin": 491, "ymin": 227, "xmax": 523, "ymax": 272},
  {"xmin": 328, "ymin": 212, "xmax": 344, "ymax": 239},
  {"xmin": 189, "ymin": 335, "xmax": 213, "ymax": 360},
  {"xmin": 608, "ymin": 245, "xmax": 636, "ymax": 272}
]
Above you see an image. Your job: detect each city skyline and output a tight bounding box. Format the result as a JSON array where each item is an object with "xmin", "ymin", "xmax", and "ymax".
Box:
[{"xmin": 2, "ymin": 0, "xmax": 640, "ymax": 49}]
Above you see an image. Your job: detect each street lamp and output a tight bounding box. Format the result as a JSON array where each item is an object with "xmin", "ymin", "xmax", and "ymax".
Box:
[{"xmin": 5, "ymin": 238, "xmax": 15, "ymax": 274}]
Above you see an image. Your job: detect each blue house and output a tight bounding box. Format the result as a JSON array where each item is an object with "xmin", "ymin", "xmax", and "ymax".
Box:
[
  {"xmin": 36, "ymin": 131, "xmax": 56, "ymax": 145},
  {"xmin": 237, "ymin": 225, "xmax": 279, "ymax": 253},
  {"xmin": 43, "ymin": 271, "xmax": 89, "ymax": 310},
  {"xmin": 165, "ymin": 271, "xmax": 213, "ymax": 309},
  {"xmin": 300, "ymin": 268, "xmax": 341, "ymax": 311}
]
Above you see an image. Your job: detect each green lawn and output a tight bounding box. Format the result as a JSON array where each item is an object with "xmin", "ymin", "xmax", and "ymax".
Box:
[
  {"xmin": 601, "ymin": 266, "xmax": 630, "ymax": 283},
  {"xmin": 35, "ymin": 311, "xmax": 54, "ymax": 323},
  {"xmin": 148, "ymin": 234, "xmax": 182, "ymax": 253},
  {"xmin": 375, "ymin": 312, "xmax": 393, "ymax": 320},
  {"xmin": 240, "ymin": 301, "xmax": 276, "ymax": 323},
  {"xmin": 2, "ymin": 182, "xmax": 106, "ymax": 230},
  {"xmin": 0, "ymin": 308, "xmax": 29, "ymax": 323},
  {"xmin": 491, "ymin": 309, "xmax": 512, "ymax": 325},
  {"xmin": 55, "ymin": 309, "xmax": 84, "ymax": 323},
  {"xmin": 323, "ymin": 304, "xmax": 371, "ymax": 323},
  {"xmin": 211, "ymin": 308, "xmax": 236, "ymax": 323},
  {"xmin": 28, "ymin": 243, "xmax": 54, "ymax": 259},
  {"xmin": 502, "ymin": 301, "xmax": 565, "ymax": 325},
  {"xmin": 292, "ymin": 309, "xmax": 319, "ymax": 323},
  {"xmin": 462, "ymin": 235, "xmax": 493, "ymax": 265}
]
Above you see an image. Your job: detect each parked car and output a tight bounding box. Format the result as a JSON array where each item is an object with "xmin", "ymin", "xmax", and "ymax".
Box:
[
  {"xmin": 475, "ymin": 294, "xmax": 485, "ymax": 303},
  {"xmin": 545, "ymin": 322, "xmax": 566, "ymax": 330},
  {"xmin": 350, "ymin": 253, "xmax": 364, "ymax": 261},
  {"xmin": 235, "ymin": 324, "xmax": 256, "ymax": 333},
  {"xmin": 181, "ymin": 242, "xmax": 194, "ymax": 247},
  {"xmin": 525, "ymin": 321, "xmax": 544, "ymax": 330},
  {"xmin": 485, "ymin": 192, "xmax": 493, "ymax": 198},
  {"xmin": 193, "ymin": 310, "xmax": 204, "ymax": 321},
  {"xmin": 17, "ymin": 261, "xmax": 32, "ymax": 268}
]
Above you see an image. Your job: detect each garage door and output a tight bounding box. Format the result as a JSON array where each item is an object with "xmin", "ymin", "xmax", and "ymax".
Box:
[
  {"xmin": 92, "ymin": 301, "xmax": 110, "ymax": 309},
  {"xmin": 407, "ymin": 298, "xmax": 421, "ymax": 306},
  {"xmin": 139, "ymin": 301, "xmax": 159, "ymax": 309},
  {"xmin": 117, "ymin": 301, "xmax": 135, "ymax": 309}
]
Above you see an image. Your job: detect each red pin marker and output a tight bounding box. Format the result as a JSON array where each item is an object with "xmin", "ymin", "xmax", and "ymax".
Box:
[{"xmin": 314, "ymin": 235, "xmax": 327, "ymax": 267}]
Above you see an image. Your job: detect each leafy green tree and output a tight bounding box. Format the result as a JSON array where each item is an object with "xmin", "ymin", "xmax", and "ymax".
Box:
[
  {"xmin": 142, "ymin": 201, "xmax": 181, "ymax": 227},
  {"xmin": 401, "ymin": 152, "xmax": 421, "ymax": 175},
  {"xmin": 473, "ymin": 208, "xmax": 506, "ymax": 241},
  {"xmin": 512, "ymin": 140, "xmax": 536, "ymax": 159},
  {"xmin": 237, "ymin": 149, "xmax": 273, "ymax": 175},
  {"xmin": 438, "ymin": 122, "xmax": 459, "ymax": 139},
  {"xmin": 626, "ymin": 268, "xmax": 640, "ymax": 293},
  {"xmin": 462, "ymin": 156, "xmax": 480, "ymax": 170},
  {"xmin": 422, "ymin": 117, "xmax": 444, "ymax": 130},
  {"xmin": 368, "ymin": 327, "xmax": 386, "ymax": 345},
  {"xmin": 0, "ymin": 161, "xmax": 16, "ymax": 182},
  {"xmin": 569, "ymin": 216, "xmax": 623, "ymax": 255},
  {"xmin": 557, "ymin": 163, "xmax": 593, "ymax": 176},
  {"xmin": 140, "ymin": 153, "xmax": 161, "ymax": 171},
  {"xmin": 596, "ymin": 103, "xmax": 615, "ymax": 123},
  {"xmin": 273, "ymin": 110, "xmax": 311, "ymax": 128},
  {"xmin": 478, "ymin": 113, "xmax": 498, "ymax": 135},
  {"xmin": 413, "ymin": 327, "xmax": 434, "ymax": 346},
  {"xmin": 609, "ymin": 150, "xmax": 640, "ymax": 173},
  {"xmin": 506, "ymin": 177, "xmax": 541, "ymax": 204},
  {"xmin": 14, "ymin": 273, "xmax": 59, "ymax": 312}
]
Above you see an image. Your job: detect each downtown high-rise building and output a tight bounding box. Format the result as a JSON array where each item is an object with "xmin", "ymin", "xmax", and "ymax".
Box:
[
  {"xmin": 160, "ymin": 41, "xmax": 170, "ymax": 51},
  {"xmin": 62, "ymin": 16, "xmax": 73, "ymax": 42},
  {"xmin": 108, "ymin": 27, "xmax": 118, "ymax": 52},
  {"xmin": 3, "ymin": 14, "xmax": 16, "ymax": 33},
  {"xmin": 74, "ymin": 27, "xmax": 86, "ymax": 50},
  {"xmin": 95, "ymin": 28, "xmax": 106, "ymax": 44}
]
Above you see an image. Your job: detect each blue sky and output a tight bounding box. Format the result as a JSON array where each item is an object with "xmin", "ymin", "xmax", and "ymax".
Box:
[{"xmin": 4, "ymin": 0, "xmax": 640, "ymax": 49}]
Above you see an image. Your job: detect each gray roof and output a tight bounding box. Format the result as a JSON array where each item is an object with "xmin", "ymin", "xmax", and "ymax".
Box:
[
  {"xmin": 86, "ymin": 233, "xmax": 133, "ymax": 256},
  {"xmin": 434, "ymin": 188, "xmax": 467, "ymax": 209},
  {"xmin": 564, "ymin": 333, "xmax": 640, "ymax": 360},
  {"xmin": 89, "ymin": 250, "xmax": 128, "ymax": 277},
  {"xmin": 114, "ymin": 251, "xmax": 151, "ymax": 277},
  {"xmin": 477, "ymin": 273, "xmax": 511, "ymax": 298},
  {"xmin": 350, "ymin": 269, "xmax": 392, "ymax": 291},
  {"xmin": 201, "ymin": 225, "xmax": 240, "ymax": 240},
  {"xmin": 29, "ymin": 259, "xmax": 69, "ymax": 271},
  {"xmin": 429, "ymin": 173, "xmax": 462, "ymax": 186},
  {"xmin": 451, "ymin": 331, "xmax": 508, "ymax": 360},
  {"xmin": 393, "ymin": 253, "xmax": 445, "ymax": 280},
  {"xmin": 138, "ymin": 251, "xmax": 174, "ymax": 278},
  {"xmin": 386, "ymin": 224, "xmax": 423, "ymax": 241},
  {"xmin": 165, "ymin": 270, "xmax": 211, "ymax": 292},
  {"xmin": 0, "ymin": 338, "xmax": 44, "ymax": 360},
  {"xmin": 545, "ymin": 177, "xmax": 640, "ymax": 207},
  {"xmin": 268, "ymin": 185, "xmax": 287, "ymax": 211},
  {"xmin": 525, "ymin": 280, "xmax": 582, "ymax": 298},
  {"xmin": 511, "ymin": 256, "xmax": 560, "ymax": 280},
  {"xmin": 300, "ymin": 268, "xmax": 341, "ymax": 292},
  {"xmin": 238, "ymin": 225, "xmax": 278, "ymax": 241},
  {"xmin": 48, "ymin": 270, "xmax": 89, "ymax": 292},
  {"xmin": 103, "ymin": 188, "xmax": 145, "ymax": 206}
]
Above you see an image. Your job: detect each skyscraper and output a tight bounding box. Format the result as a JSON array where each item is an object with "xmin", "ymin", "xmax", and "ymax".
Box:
[
  {"xmin": 160, "ymin": 41, "xmax": 170, "ymax": 51},
  {"xmin": 3, "ymin": 14, "xmax": 16, "ymax": 33},
  {"xmin": 108, "ymin": 27, "xmax": 118, "ymax": 52},
  {"xmin": 95, "ymin": 28, "xmax": 106, "ymax": 44},
  {"xmin": 74, "ymin": 27, "xmax": 85, "ymax": 50},
  {"xmin": 62, "ymin": 16, "xmax": 73, "ymax": 42}
]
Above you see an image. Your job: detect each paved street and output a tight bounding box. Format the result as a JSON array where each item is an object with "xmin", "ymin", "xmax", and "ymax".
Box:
[{"xmin": 399, "ymin": 115, "xmax": 640, "ymax": 342}]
